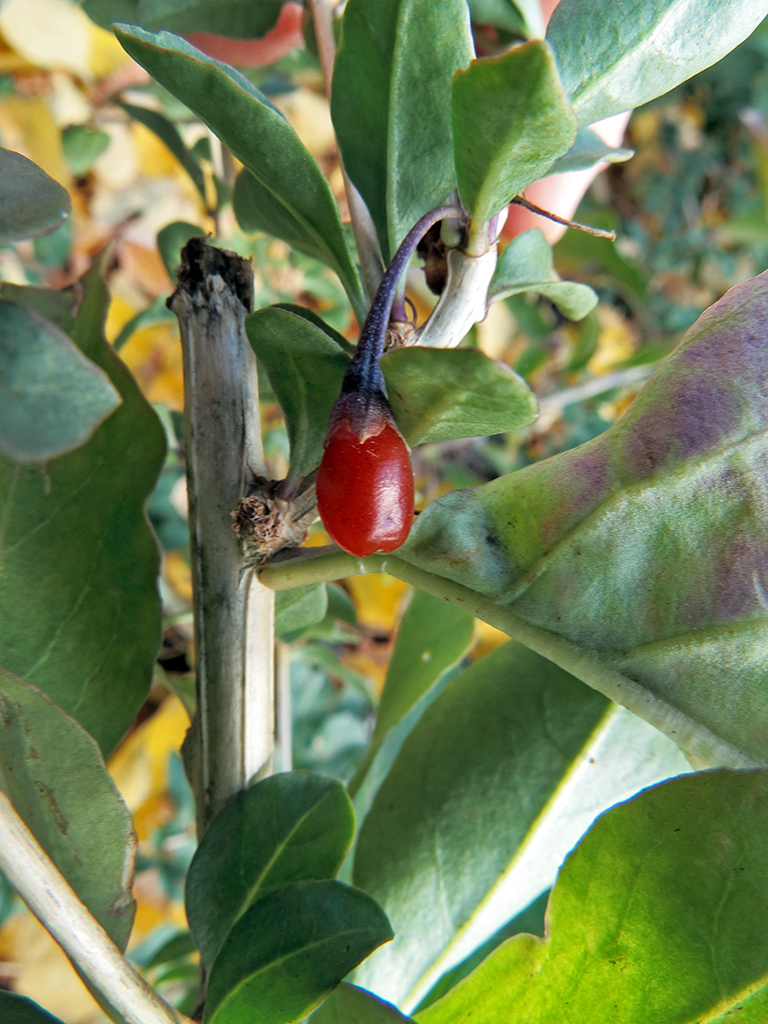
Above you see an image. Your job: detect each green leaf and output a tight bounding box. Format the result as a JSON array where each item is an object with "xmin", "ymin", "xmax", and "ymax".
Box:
[
  {"xmin": 350, "ymin": 590, "xmax": 474, "ymax": 794},
  {"xmin": 146, "ymin": 930, "xmax": 198, "ymax": 969},
  {"xmin": 234, "ymin": 168, "xmax": 343, "ymax": 269},
  {"xmin": 248, "ymin": 306, "xmax": 537, "ymax": 466},
  {"xmin": 381, "ymin": 346, "xmax": 538, "ymax": 445},
  {"xmin": 156, "ymin": 220, "xmax": 205, "ymax": 280},
  {"xmin": 119, "ymin": 101, "xmax": 207, "ymax": 202},
  {"xmin": 310, "ymin": 984, "xmax": 414, "ymax": 1024},
  {"xmin": 300, "ymin": 641, "xmax": 375, "ymax": 699},
  {"xmin": 563, "ymin": 308, "xmax": 599, "ymax": 372},
  {"xmin": 85, "ymin": 0, "xmax": 283, "ymax": 35},
  {"xmin": 488, "ymin": 229, "xmax": 598, "ymax": 320},
  {"xmin": 547, "ymin": 0, "xmax": 768, "ymax": 128},
  {"xmin": 0, "ymin": 669, "xmax": 136, "ymax": 948},
  {"xmin": 0, "ymin": 266, "xmax": 165, "ymax": 754},
  {"xmin": 0, "ymin": 300, "xmax": 121, "ymax": 461},
  {"xmin": 550, "ymin": 126, "xmax": 633, "ymax": 175},
  {"xmin": 451, "ymin": 42, "xmax": 576, "ymax": 227},
  {"xmin": 61, "ymin": 127, "xmax": 110, "ymax": 177},
  {"xmin": 273, "ymin": 303, "xmax": 355, "ymax": 354},
  {"xmin": 414, "ymin": 892, "xmax": 549, "ymax": 1014},
  {"xmin": 373, "ymin": 590, "xmax": 473, "ymax": 746},
  {"xmin": 0, "ymin": 149, "xmax": 71, "ymax": 244},
  {"xmin": 553, "ymin": 227, "xmax": 647, "ymax": 303},
  {"xmin": 245, "ymin": 305, "xmax": 349, "ymax": 482},
  {"xmin": 186, "ymin": 771, "xmax": 355, "ymax": 969},
  {"xmin": 82, "ymin": 0, "xmax": 138, "ymax": 31},
  {"xmin": 0, "ymin": 994, "xmax": 65, "ymax": 1024},
  {"xmin": 327, "ymin": 582, "xmax": 357, "ymax": 625},
  {"xmin": 114, "ymin": 26, "xmax": 365, "ymax": 318},
  {"xmin": 353, "ymin": 642, "xmax": 689, "ymax": 1011},
  {"xmin": 399, "ymin": 270, "xmax": 768, "ymax": 768},
  {"xmin": 139, "ymin": 0, "xmax": 282, "ymax": 37},
  {"xmin": 0, "ymin": 283, "xmax": 76, "ymax": 334},
  {"xmin": 33, "ymin": 218, "xmax": 72, "ymax": 271},
  {"xmin": 417, "ymin": 770, "xmax": 768, "ymax": 1024},
  {"xmin": 275, "ymin": 583, "xmax": 329, "ymax": 637},
  {"xmin": 204, "ymin": 880, "xmax": 393, "ymax": 1024},
  {"xmin": 331, "ymin": 0, "xmax": 473, "ymax": 260}
]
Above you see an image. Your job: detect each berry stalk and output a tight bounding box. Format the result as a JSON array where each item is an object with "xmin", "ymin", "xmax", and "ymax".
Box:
[{"xmin": 317, "ymin": 204, "xmax": 465, "ymax": 556}]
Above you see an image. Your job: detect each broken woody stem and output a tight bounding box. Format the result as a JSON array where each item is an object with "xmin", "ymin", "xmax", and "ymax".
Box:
[{"xmin": 170, "ymin": 238, "xmax": 275, "ymax": 836}]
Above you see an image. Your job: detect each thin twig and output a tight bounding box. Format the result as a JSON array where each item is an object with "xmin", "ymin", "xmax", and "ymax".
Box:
[
  {"xmin": 307, "ymin": 0, "xmax": 335, "ymax": 96},
  {"xmin": 0, "ymin": 791, "xmax": 185, "ymax": 1024},
  {"xmin": 308, "ymin": 0, "xmax": 384, "ymax": 302},
  {"xmin": 538, "ymin": 364, "xmax": 655, "ymax": 415},
  {"xmin": 510, "ymin": 194, "xmax": 616, "ymax": 240}
]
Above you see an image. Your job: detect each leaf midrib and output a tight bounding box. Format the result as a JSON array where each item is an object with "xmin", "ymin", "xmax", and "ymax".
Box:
[
  {"xmin": 476, "ymin": 74, "xmax": 543, "ymax": 224},
  {"xmin": 613, "ymin": 615, "xmax": 768, "ymax": 659},
  {"xmin": 220, "ymin": 89, "xmax": 351, "ymax": 287},
  {"xmin": 211, "ymin": 922, "xmax": 387, "ymax": 1018},
  {"xmin": 230, "ymin": 792, "xmax": 339, "ymax": 931},
  {"xmin": 704, "ymin": 970, "xmax": 768, "ymax": 1022},
  {"xmin": 234, "ymin": 819, "xmax": 308, "ymax": 918},
  {"xmin": 376, "ymin": 552, "xmax": 761, "ymax": 769}
]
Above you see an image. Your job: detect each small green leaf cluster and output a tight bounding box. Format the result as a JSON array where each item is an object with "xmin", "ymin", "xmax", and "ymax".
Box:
[{"xmin": 185, "ymin": 771, "xmax": 391, "ymax": 1024}]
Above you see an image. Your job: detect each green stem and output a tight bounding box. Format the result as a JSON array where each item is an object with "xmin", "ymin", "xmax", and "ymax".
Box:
[
  {"xmin": 258, "ymin": 549, "xmax": 761, "ymax": 772},
  {"xmin": 259, "ymin": 546, "xmax": 363, "ymax": 589}
]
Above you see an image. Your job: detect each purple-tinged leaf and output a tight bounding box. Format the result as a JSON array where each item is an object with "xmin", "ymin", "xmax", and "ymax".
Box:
[{"xmin": 401, "ymin": 270, "xmax": 768, "ymax": 766}]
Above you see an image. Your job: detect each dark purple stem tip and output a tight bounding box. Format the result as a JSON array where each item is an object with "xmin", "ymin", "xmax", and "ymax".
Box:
[{"xmin": 342, "ymin": 204, "xmax": 466, "ymax": 396}]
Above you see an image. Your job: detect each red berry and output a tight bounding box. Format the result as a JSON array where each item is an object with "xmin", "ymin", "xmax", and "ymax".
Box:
[{"xmin": 317, "ymin": 418, "xmax": 414, "ymax": 557}]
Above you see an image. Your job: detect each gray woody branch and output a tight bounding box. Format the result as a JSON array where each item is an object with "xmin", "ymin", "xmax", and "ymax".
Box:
[{"xmin": 170, "ymin": 238, "xmax": 275, "ymax": 836}]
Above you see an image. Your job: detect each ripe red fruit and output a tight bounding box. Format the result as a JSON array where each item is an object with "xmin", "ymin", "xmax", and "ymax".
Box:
[
  {"xmin": 317, "ymin": 415, "xmax": 414, "ymax": 557},
  {"xmin": 315, "ymin": 203, "xmax": 463, "ymax": 558}
]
